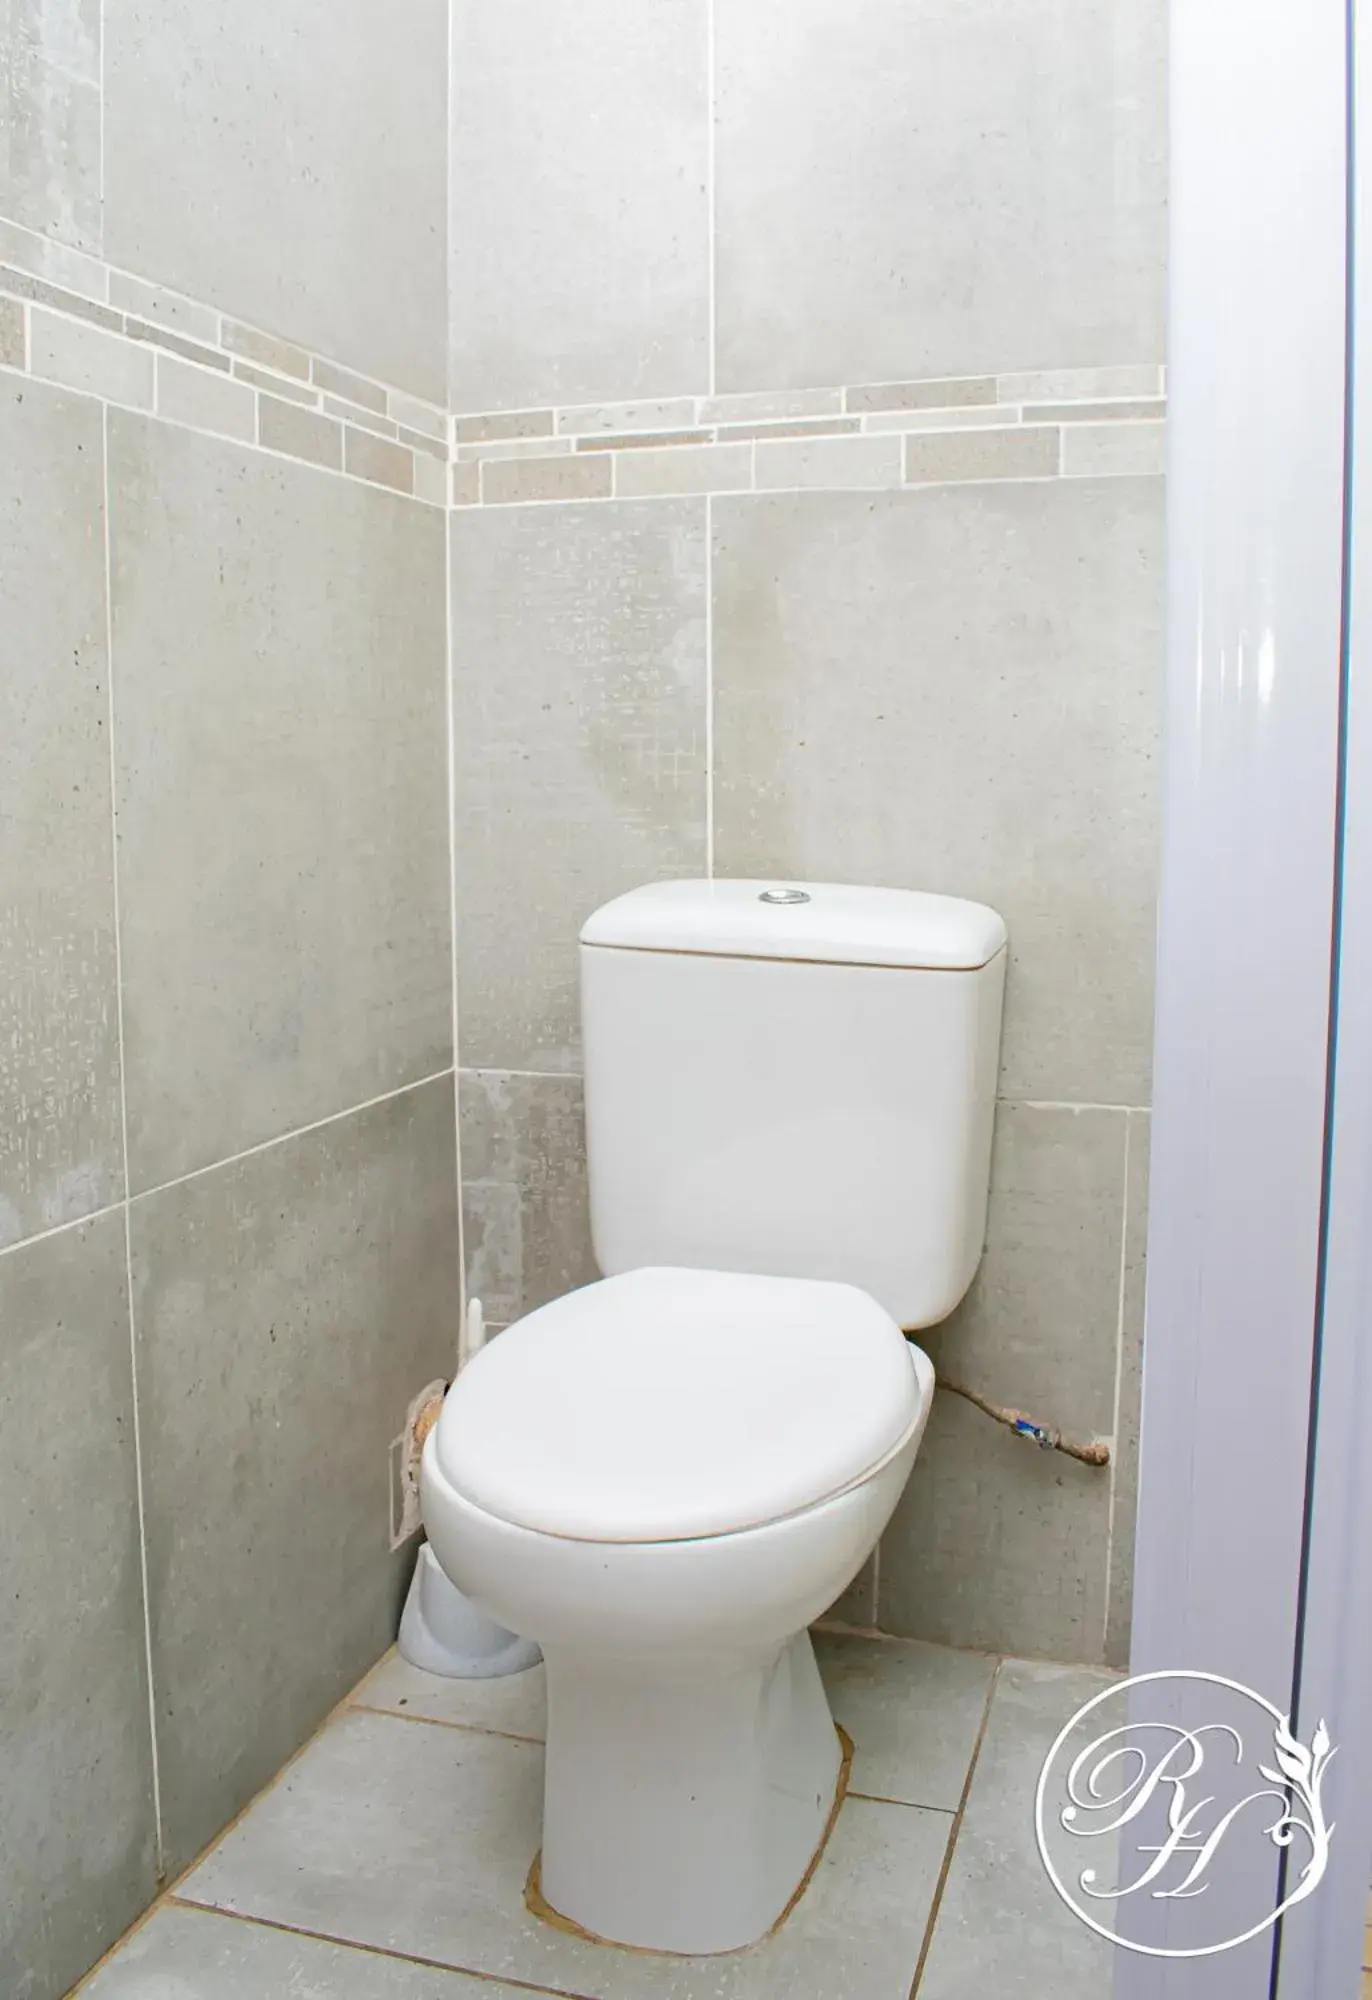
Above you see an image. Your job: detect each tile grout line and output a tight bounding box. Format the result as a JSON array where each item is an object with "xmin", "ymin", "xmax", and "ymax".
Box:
[
  {"xmin": 1102, "ymin": 1108, "xmax": 1134, "ymax": 1662},
  {"xmin": 129, "ymin": 1066, "xmax": 458, "ymax": 1208},
  {"xmin": 444, "ymin": 507, "xmax": 468, "ymax": 1350},
  {"xmin": 3, "ymin": 228, "xmax": 1160, "ymax": 508},
  {"xmin": 907, "ymin": 1657, "xmax": 1002, "ymax": 1997},
  {"xmin": 0, "ymin": 213, "xmax": 1158, "ymax": 450},
  {"xmin": 845, "ymin": 1789, "xmax": 956, "ymax": 1812},
  {"xmin": 96, "ymin": 0, "xmax": 105, "ymax": 259},
  {"xmin": 100, "ymin": 397, "xmax": 166, "ymax": 1880},
  {"xmin": 348, "ymin": 1699, "xmax": 543, "ymax": 1748},
  {"xmin": 0, "ymin": 1066, "xmax": 460, "ymax": 1270},
  {"xmin": 0, "ymin": 1193, "xmax": 126, "ymax": 1263},
  {"xmin": 452, "ymin": 1070, "xmax": 1152, "ymax": 1120},
  {"xmin": 1, "ymin": 351, "xmax": 447, "ymax": 511},
  {"xmin": 70, "ymin": 1657, "xmax": 406, "ymax": 1993},
  {"xmin": 706, "ymin": 0, "xmax": 717, "ymax": 400},
  {"xmin": 160, "ymin": 1902, "xmax": 603, "ymax": 2000},
  {"xmin": 705, "ymin": 491, "xmax": 715, "ymax": 875},
  {"xmin": 0, "ymin": 272, "xmax": 447, "ymax": 429}
]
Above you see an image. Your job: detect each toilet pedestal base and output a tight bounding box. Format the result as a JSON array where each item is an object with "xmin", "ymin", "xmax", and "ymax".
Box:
[{"xmin": 538, "ymin": 1628, "xmax": 842, "ymax": 1955}]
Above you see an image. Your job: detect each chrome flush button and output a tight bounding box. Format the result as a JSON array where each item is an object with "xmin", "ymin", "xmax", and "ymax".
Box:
[{"xmin": 758, "ymin": 888, "xmax": 811, "ymax": 905}]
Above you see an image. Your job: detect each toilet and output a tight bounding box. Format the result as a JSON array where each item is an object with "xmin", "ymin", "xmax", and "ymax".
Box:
[{"xmin": 421, "ymin": 878, "xmax": 1007, "ymax": 1955}]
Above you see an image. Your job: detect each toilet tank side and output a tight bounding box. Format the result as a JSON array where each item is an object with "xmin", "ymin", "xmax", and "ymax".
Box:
[{"xmin": 580, "ymin": 939, "xmax": 1006, "ymax": 1328}]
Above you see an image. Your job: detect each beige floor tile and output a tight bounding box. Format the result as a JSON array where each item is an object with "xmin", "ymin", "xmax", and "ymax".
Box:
[
  {"xmin": 178, "ymin": 1707, "xmax": 949, "ymax": 2000},
  {"xmin": 356, "ymin": 1629, "xmax": 995, "ymax": 1815},
  {"xmin": 812, "ymin": 1631, "xmax": 994, "ymax": 1809},
  {"xmin": 917, "ymin": 1659, "xmax": 1117, "ymax": 1999},
  {"xmin": 81, "ymin": 1903, "xmax": 517, "ymax": 1997},
  {"xmin": 352, "ymin": 1648, "xmax": 547, "ymax": 1741}
]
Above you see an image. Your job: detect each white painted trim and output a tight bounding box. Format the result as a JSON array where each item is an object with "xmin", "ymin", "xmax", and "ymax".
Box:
[
  {"xmin": 1273, "ymin": 7, "xmax": 1372, "ymax": 1992},
  {"xmin": 1118, "ymin": 0, "xmax": 1350, "ymax": 1988},
  {"xmin": 705, "ymin": 493, "xmax": 715, "ymax": 877}
]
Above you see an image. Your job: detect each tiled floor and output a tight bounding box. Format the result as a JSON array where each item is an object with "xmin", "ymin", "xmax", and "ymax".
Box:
[{"xmin": 80, "ymin": 1632, "xmax": 1118, "ymax": 1999}]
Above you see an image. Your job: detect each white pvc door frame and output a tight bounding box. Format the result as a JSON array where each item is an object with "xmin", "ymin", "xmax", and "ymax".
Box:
[{"xmin": 1117, "ymin": 2, "xmax": 1372, "ymax": 1996}]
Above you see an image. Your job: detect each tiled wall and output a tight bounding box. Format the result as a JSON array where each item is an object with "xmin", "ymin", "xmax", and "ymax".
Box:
[
  {"xmin": 0, "ymin": 5, "xmax": 455, "ymax": 1994},
  {"xmin": 2, "ymin": 0, "xmax": 1163, "ymax": 1985},
  {"xmin": 447, "ymin": 0, "xmax": 1166, "ymax": 1675}
]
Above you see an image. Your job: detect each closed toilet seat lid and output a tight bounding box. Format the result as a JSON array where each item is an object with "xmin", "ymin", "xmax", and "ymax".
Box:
[{"xmin": 434, "ymin": 1266, "xmax": 923, "ymax": 1544}]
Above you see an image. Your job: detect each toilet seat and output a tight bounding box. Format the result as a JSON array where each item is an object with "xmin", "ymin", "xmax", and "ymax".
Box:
[{"xmin": 433, "ymin": 1265, "xmax": 921, "ymax": 1545}]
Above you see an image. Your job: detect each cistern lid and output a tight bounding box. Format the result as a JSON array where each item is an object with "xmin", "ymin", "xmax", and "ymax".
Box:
[
  {"xmin": 436, "ymin": 1266, "xmax": 926, "ymax": 1543},
  {"xmin": 580, "ymin": 879, "xmax": 1007, "ymax": 971}
]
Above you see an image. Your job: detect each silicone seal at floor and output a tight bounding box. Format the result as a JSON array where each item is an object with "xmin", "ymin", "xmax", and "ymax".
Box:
[{"xmin": 523, "ymin": 1723, "xmax": 857, "ymax": 1956}]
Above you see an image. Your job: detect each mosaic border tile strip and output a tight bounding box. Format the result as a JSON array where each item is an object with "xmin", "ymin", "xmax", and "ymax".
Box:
[
  {"xmin": 450, "ymin": 364, "xmax": 1167, "ymax": 506},
  {"xmin": 0, "ymin": 217, "xmax": 448, "ymax": 508},
  {"xmin": 0, "ymin": 214, "xmax": 1165, "ymax": 511}
]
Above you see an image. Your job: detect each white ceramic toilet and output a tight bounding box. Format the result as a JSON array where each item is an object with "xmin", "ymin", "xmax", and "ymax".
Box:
[{"xmin": 421, "ymin": 879, "xmax": 1007, "ymax": 1956}]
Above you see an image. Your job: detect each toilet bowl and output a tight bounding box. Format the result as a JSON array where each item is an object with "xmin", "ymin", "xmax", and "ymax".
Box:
[
  {"xmin": 420, "ymin": 877, "xmax": 1005, "ymax": 1955},
  {"xmin": 421, "ymin": 1265, "xmax": 937, "ymax": 1955}
]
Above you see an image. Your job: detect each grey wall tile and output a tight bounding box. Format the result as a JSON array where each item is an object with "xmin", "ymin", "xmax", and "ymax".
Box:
[
  {"xmin": 450, "ymin": 501, "xmax": 707, "ymax": 1072},
  {"xmin": 0, "ymin": 262, "xmax": 121, "ymax": 329},
  {"xmin": 0, "ymin": 377, "xmax": 122, "ymax": 1249},
  {"xmin": 700, "ymin": 388, "xmax": 845, "ymax": 423},
  {"xmin": 133, "ymin": 1077, "xmax": 461, "ymax": 1873},
  {"xmin": 880, "ymin": 1105, "xmax": 1128, "ymax": 1662},
  {"xmin": 312, "ymin": 355, "xmax": 387, "ymax": 414},
  {"xmin": 230, "ymin": 357, "xmax": 317, "ymax": 404},
  {"xmin": 258, "ymin": 393, "xmax": 342, "ymax": 469},
  {"xmin": 459, "ymin": 1070, "xmax": 598, "ymax": 1321},
  {"xmin": 824, "ymin": 1554, "xmax": 877, "ymax": 1630},
  {"xmin": 1106, "ymin": 1108, "xmax": 1150, "ymax": 1669},
  {"xmin": 388, "ymin": 390, "xmax": 446, "ymax": 440},
  {"xmin": 449, "ymin": 0, "xmax": 709, "ymax": 410},
  {"xmin": 903, "ymin": 424, "xmax": 1060, "ymax": 485},
  {"xmin": 0, "ymin": 1214, "xmax": 158, "ymax": 1999},
  {"xmin": 712, "ymin": 482, "xmax": 1163, "ymax": 1106},
  {"xmin": 0, "ymin": 0, "xmax": 101, "ymax": 248},
  {"xmin": 715, "ymin": 0, "xmax": 1164, "ymax": 392},
  {"xmin": 999, "ymin": 364, "xmax": 1164, "ymax": 403},
  {"xmin": 454, "ymin": 409, "xmax": 554, "ymax": 444},
  {"xmin": 29, "ymin": 309, "xmax": 155, "ymax": 407},
  {"xmin": 413, "ymin": 450, "xmax": 448, "ymax": 508},
  {"xmin": 108, "ymin": 270, "xmax": 220, "ymax": 344},
  {"xmin": 0, "ymin": 212, "xmax": 106, "ymax": 292},
  {"xmin": 108, "ymin": 415, "xmax": 452, "ymax": 1190},
  {"xmin": 755, "ymin": 434, "xmax": 902, "ymax": 490},
  {"xmin": 718, "ymin": 415, "xmax": 858, "ymax": 443},
  {"xmin": 612, "ymin": 441, "xmax": 752, "ymax": 497},
  {"xmin": 918, "ymin": 1659, "xmax": 1118, "ymax": 1997},
  {"xmin": 344, "ymin": 426, "xmax": 414, "ymax": 495},
  {"xmin": 0, "ymin": 291, "xmax": 22, "ymax": 363},
  {"xmin": 156, "ymin": 353, "xmax": 256, "ymax": 442},
  {"xmin": 863, "ymin": 405, "xmax": 1016, "ymax": 436},
  {"xmin": 847, "ymin": 378, "xmax": 997, "ymax": 414},
  {"xmin": 1032, "ymin": 398, "xmax": 1167, "ymax": 424},
  {"xmin": 222, "ymin": 319, "xmax": 310, "ymax": 380},
  {"xmin": 481, "ymin": 452, "xmax": 611, "ymax": 505},
  {"xmin": 103, "ymin": 0, "xmax": 447, "ymax": 398},
  {"xmin": 1063, "ymin": 419, "xmax": 1167, "ymax": 478}
]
